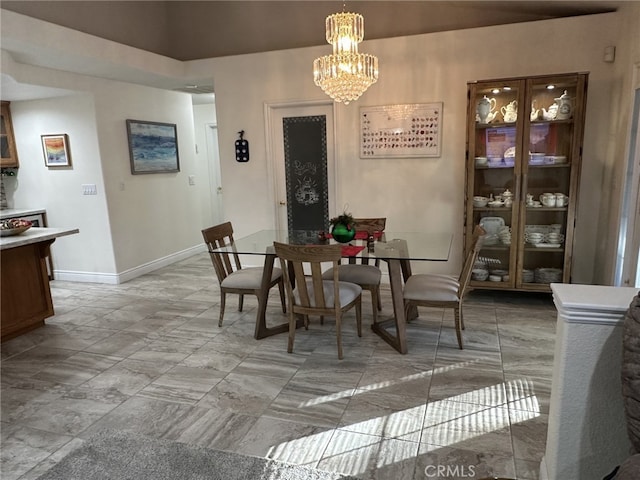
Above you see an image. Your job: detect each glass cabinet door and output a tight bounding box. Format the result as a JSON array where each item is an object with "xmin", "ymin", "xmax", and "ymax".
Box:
[
  {"xmin": 518, "ymin": 74, "xmax": 587, "ymax": 288},
  {"xmin": 466, "ymin": 79, "xmax": 525, "ymax": 288}
]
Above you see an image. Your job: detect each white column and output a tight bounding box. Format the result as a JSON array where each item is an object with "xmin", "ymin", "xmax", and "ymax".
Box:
[{"xmin": 541, "ymin": 284, "xmax": 638, "ymax": 480}]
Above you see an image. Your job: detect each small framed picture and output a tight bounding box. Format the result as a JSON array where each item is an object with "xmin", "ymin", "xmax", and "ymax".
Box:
[
  {"xmin": 126, "ymin": 119, "xmax": 180, "ymax": 174},
  {"xmin": 42, "ymin": 134, "xmax": 72, "ymax": 167}
]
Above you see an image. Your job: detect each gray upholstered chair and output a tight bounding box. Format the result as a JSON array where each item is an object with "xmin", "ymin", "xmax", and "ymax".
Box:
[
  {"xmin": 402, "ymin": 225, "xmax": 486, "ymax": 349},
  {"xmin": 322, "ymin": 217, "xmax": 386, "ymax": 323},
  {"xmin": 202, "ymin": 222, "xmax": 286, "ymax": 327},
  {"xmin": 274, "ymin": 242, "xmax": 362, "ymax": 360}
]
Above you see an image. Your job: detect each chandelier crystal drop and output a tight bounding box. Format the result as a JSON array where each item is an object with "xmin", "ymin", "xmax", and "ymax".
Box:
[{"xmin": 313, "ymin": 12, "xmax": 379, "ymax": 104}]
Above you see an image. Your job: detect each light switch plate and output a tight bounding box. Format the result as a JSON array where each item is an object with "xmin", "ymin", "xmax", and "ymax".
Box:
[{"xmin": 82, "ymin": 184, "xmax": 97, "ymax": 195}]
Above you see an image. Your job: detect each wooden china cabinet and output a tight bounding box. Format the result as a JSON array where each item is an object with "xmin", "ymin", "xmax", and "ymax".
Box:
[{"xmin": 464, "ymin": 72, "xmax": 588, "ymax": 292}]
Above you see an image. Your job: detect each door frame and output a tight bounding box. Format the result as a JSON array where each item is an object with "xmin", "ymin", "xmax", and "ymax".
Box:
[
  {"xmin": 264, "ymin": 99, "xmax": 338, "ymax": 230},
  {"xmin": 205, "ymin": 123, "xmax": 223, "ymax": 225},
  {"xmin": 614, "ymin": 62, "xmax": 640, "ymax": 287}
]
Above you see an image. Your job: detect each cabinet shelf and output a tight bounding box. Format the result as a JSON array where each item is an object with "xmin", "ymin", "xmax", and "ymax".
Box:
[
  {"xmin": 525, "ymin": 207, "xmax": 568, "ymax": 212},
  {"xmin": 465, "ymin": 73, "xmax": 588, "ymax": 291}
]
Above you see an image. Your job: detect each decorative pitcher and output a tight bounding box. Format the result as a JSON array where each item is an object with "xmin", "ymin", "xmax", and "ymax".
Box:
[
  {"xmin": 501, "ymin": 100, "xmax": 518, "ymax": 123},
  {"xmin": 554, "ymin": 90, "xmax": 573, "ymax": 120},
  {"xmin": 476, "ymin": 96, "xmax": 497, "ymax": 124}
]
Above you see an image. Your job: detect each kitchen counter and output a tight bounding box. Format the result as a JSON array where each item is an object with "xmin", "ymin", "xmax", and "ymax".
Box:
[
  {"xmin": 0, "ymin": 226, "xmax": 79, "ymax": 341},
  {"xmin": 0, "ymin": 208, "xmax": 47, "ymax": 220},
  {"xmin": 0, "ymin": 227, "xmax": 79, "ymax": 250}
]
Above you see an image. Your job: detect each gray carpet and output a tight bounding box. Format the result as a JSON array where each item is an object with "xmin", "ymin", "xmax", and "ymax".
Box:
[{"xmin": 36, "ymin": 430, "xmax": 361, "ymax": 480}]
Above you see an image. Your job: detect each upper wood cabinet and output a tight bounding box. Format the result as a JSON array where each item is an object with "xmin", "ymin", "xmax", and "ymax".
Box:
[
  {"xmin": 464, "ymin": 73, "xmax": 588, "ymax": 292},
  {"xmin": 1, "ymin": 101, "xmax": 19, "ymax": 168}
]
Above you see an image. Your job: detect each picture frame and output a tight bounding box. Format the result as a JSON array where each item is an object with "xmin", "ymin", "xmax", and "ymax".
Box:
[
  {"xmin": 126, "ymin": 119, "xmax": 180, "ymax": 174},
  {"xmin": 360, "ymin": 102, "xmax": 443, "ymax": 158},
  {"xmin": 42, "ymin": 134, "xmax": 72, "ymax": 167}
]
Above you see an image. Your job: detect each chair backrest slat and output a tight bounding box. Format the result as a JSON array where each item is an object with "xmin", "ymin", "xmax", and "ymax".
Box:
[
  {"xmin": 274, "ymin": 242, "xmax": 342, "ymax": 313},
  {"xmin": 201, "ymin": 222, "xmax": 243, "ymax": 283},
  {"xmin": 458, "ymin": 225, "xmax": 486, "ymax": 296},
  {"xmin": 355, "ymin": 217, "xmax": 386, "ymax": 234},
  {"xmin": 353, "ymin": 217, "xmax": 386, "ymax": 266}
]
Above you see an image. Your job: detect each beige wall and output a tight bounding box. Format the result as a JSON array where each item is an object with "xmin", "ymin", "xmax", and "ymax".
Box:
[{"xmin": 191, "ymin": 11, "xmax": 635, "ymax": 281}]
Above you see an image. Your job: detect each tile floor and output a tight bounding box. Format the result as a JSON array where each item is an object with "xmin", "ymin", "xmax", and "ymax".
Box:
[{"xmin": 1, "ymin": 253, "xmax": 557, "ymax": 480}]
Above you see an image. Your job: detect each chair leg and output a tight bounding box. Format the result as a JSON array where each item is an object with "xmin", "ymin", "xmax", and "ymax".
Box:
[
  {"xmin": 460, "ymin": 306, "xmax": 465, "ymax": 330},
  {"xmin": 404, "ymin": 301, "xmax": 415, "ymax": 323},
  {"xmin": 371, "ymin": 288, "xmax": 378, "ymax": 324},
  {"xmin": 278, "ymin": 280, "xmax": 287, "ymax": 313},
  {"xmin": 336, "ymin": 312, "xmax": 343, "ymax": 360},
  {"xmin": 287, "ymin": 312, "xmax": 296, "ymax": 353},
  {"xmin": 238, "ymin": 294, "xmax": 244, "ymax": 312},
  {"xmin": 356, "ymin": 298, "xmax": 362, "ymax": 337},
  {"xmin": 454, "ymin": 306, "xmax": 463, "ymax": 349},
  {"xmin": 376, "ymin": 286, "xmax": 382, "ymax": 311},
  {"xmin": 219, "ymin": 292, "xmax": 227, "ymax": 327}
]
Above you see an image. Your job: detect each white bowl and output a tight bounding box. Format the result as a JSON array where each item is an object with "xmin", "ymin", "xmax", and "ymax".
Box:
[
  {"xmin": 473, "ymin": 196, "xmax": 489, "ymax": 207},
  {"xmin": 472, "ymin": 269, "xmax": 489, "ymax": 281},
  {"xmin": 475, "ymin": 157, "xmax": 488, "ymax": 166},
  {"xmin": 489, "ymin": 275, "xmax": 502, "ymax": 282}
]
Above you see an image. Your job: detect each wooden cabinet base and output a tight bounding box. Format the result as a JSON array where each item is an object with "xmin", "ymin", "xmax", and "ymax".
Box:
[{"xmin": 1, "ymin": 240, "xmax": 54, "ymax": 342}]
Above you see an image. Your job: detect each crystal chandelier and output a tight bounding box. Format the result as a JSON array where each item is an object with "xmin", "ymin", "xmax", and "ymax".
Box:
[{"xmin": 313, "ymin": 11, "xmax": 379, "ymax": 104}]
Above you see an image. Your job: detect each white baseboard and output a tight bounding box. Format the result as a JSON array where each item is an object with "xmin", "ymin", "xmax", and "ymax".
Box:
[
  {"xmin": 539, "ymin": 456, "xmax": 549, "ymax": 480},
  {"xmin": 53, "ymin": 244, "xmax": 206, "ymax": 285}
]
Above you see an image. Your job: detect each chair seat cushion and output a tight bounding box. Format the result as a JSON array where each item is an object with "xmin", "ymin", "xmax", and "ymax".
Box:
[
  {"xmin": 295, "ymin": 280, "xmax": 362, "ymax": 307},
  {"xmin": 404, "ymin": 274, "xmax": 460, "ymax": 302},
  {"xmin": 221, "ymin": 267, "xmax": 281, "ymax": 289},
  {"xmin": 322, "ymin": 264, "xmax": 381, "ymax": 285}
]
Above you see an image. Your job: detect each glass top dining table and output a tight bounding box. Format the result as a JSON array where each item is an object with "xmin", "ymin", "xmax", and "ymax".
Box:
[{"xmin": 212, "ymin": 229, "xmax": 453, "ymax": 354}]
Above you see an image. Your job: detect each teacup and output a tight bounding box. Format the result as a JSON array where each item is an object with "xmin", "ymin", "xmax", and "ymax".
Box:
[
  {"xmin": 540, "ymin": 193, "xmax": 557, "ymax": 207},
  {"xmin": 555, "ymin": 193, "xmax": 568, "ymax": 207}
]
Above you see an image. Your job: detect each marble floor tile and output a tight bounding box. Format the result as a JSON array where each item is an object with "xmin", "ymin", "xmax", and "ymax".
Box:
[
  {"xmin": 0, "ymin": 423, "xmax": 74, "ymax": 480},
  {"xmin": 357, "ymin": 363, "xmax": 432, "ymax": 398},
  {"xmin": 31, "ymin": 351, "xmax": 122, "ymax": 386},
  {"xmin": 509, "ymin": 410, "xmax": 548, "ymax": 462},
  {"xmin": 137, "ymin": 365, "xmax": 226, "ymax": 404},
  {"xmin": 83, "ymin": 358, "xmax": 172, "ymax": 396},
  {"xmin": 1, "ymin": 254, "xmax": 559, "ymax": 480},
  {"xmin": 264, "ymin": 380, "xmax": 354, "ymax": 428},
  {"xmin": 290, "ymin": 354, "xmax": 367, "ymax": 388},
  {"xmin": 339, "ymin": 390, "xmax": 427, "ymax": 442},
  {"xmin": 427, "ymin": 366, "xmax": 507, "ymax": 407},
  {"xmin": 82, "ymin": 331, "xmax": 150, "ymax": 358},
  {"xmin": 197, "ymin": 371, "xmax": 288, "ymax": 415},
  {"xmin": 414, "ymin": 443, "xmax": 517, "ymax": 480},
  {"xmin": 236, "ymin": 416, "xmax": 334, "ymax": 464},
  {"xmin": 317, "ymin": 429, "xmax": 420, "ymax": 480}
]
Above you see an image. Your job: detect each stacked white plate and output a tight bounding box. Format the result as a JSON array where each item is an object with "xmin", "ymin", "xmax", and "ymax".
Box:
[
  {"xmin": 534, "ymin": 268, "xmax": 562, "ymax": 283},
  {"xmin": 522, "ymin": 269, "xmax": 535, "ymax": 283}
]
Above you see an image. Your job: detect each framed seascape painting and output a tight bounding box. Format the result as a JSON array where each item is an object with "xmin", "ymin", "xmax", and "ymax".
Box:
[
  {"xmin": 42, "ymin": 134, "xmax": 72, "ymax": 167},
  {"xmin": 126, "ymin": 119, "xmax": 180, "ymax": 174}
]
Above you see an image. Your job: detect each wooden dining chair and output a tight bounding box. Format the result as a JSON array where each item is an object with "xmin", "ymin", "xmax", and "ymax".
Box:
[
  {"xmin": 202, "ymin": 222, "xmax": 286, "ymax": 327},
  {"xmin": 402, "ymin": 225, "xmax": 486, "ymax": 349},
  {"xmin": 274, "ymin": 242, "xmax": 362, "ymax": 360},
  {"xmin": 322, "ymin": 217, "xmax": 386, "ymax": 323}
]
